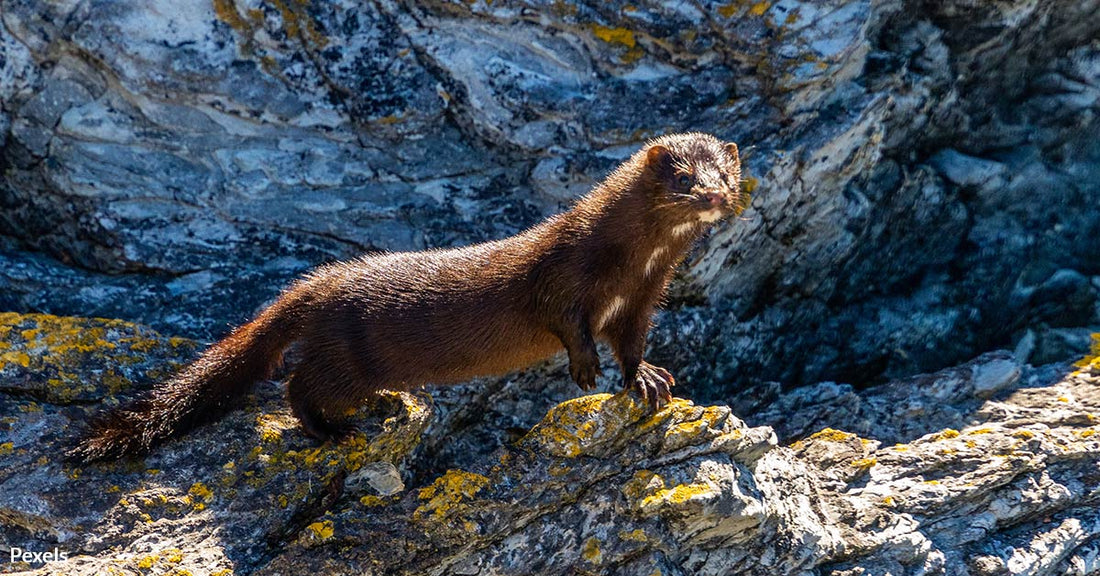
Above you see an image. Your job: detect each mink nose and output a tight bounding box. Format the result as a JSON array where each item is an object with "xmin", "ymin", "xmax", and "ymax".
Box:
[{"xmin": 702, "ymin": 191, "xmax": 726, "ymax": 208}]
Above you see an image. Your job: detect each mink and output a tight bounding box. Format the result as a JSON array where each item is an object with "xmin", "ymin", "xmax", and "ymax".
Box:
[{"xmin": 69, "ymin": 132, "xmax": 747, "ymax": 462}]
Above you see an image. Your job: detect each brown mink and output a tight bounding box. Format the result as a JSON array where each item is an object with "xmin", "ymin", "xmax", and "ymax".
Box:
[{"xmin": 69, "ymin": 132, "xmax": 747, "ymax": 462}]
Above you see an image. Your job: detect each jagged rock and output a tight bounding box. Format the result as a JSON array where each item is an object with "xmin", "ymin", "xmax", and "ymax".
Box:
[
  {"xmin": 2, "ymin": 0, "xmax": 1098, "ymax": 391},
  {"xmin": 1, "ymin": 314, "xmax": 1098, "ymax": 575}
]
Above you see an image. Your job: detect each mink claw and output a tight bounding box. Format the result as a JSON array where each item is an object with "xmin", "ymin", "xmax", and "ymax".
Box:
[
  {"xmin": 631, "ymin": 362, "xmax": 676, "ymax": 410},
  {"xmin": 570, "ymin": 361, "xmax": 601, "ymax": 392}
]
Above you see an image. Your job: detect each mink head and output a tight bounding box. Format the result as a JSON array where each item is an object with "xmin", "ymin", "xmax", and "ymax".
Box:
[{"xmin": 641, "ymin": 132, "xmax": 747, "ymax": 224}]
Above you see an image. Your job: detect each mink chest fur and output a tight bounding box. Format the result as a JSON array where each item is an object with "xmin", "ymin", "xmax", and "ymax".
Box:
[{"xmin": 70, "ymin": 132, "xmax": 747, "ymax": 462}]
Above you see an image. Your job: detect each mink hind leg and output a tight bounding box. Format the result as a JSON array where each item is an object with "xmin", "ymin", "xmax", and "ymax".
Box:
[{"xmin": 287, "ymin": 348, "xmax": 382, "ymax": 441}]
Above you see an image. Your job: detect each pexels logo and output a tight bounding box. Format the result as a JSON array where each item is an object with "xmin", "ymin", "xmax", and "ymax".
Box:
[{"xmin": 9, "ymin": 547, "xmax": 69, "ymax": 564}]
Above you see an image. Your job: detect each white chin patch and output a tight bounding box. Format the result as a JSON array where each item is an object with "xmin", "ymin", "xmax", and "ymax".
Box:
[{"xmin": 698, "ymin": 209, "xmax": 724, "ymax": 223}]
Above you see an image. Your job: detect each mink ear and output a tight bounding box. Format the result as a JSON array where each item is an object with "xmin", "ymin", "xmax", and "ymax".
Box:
[
  {"xmin": 724, "ymin": 142, "xmax": 740, "ymax": 164},
  {"xmin": 646, "ymin": 144, "xmax": 672, "ymax": 169}
]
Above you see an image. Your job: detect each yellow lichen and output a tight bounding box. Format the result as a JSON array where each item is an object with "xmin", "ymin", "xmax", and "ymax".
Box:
[
  {"xmin": 0, "ymin": 442, "xmax": 13, "ymax": 455},
  {"xmin": 306, "ymin": 519, "xmax": 334, "ymax": 540},
  {"xmin": 967, "ymin": 427, "xmax": 994, "ymax": 435},
  {"xmin": 807, "ymin": 428, "xmax": 857, "ymax": 442},
  {"xmin": 850, "ymin": 457, "xmax": 877, "ymax": 470},
  {"xmin": 582, "ymin": 537, "xmax": 602, "ymax": 564},
  {"xmin": 619, "ymin": 529, "xmax": 648, "ymax": 542},
  {"xmin": 136, "ymin": 555, "xmax": 158, "ymax": 569},
  {"xmin": 415, "ymin": 470, "xmax": 490, "ymax": 520},
  {"xmin": 936, "ymin": 429, "xmax": 960, "ymax": 440},
  {"xmin": 212, "ymin": 0, "xmax": 251, "ymax": 33},
  {"xmin": 592, "ymin": 25, "xmax": 635, "ymax": 48},
  {"xmin": 749, "ymin": 1, "xmax": 771, "ymax": 16},
  {"xmin": 621, "ymin": 470, "xmax": 663, "ymax": 502},
  {"xmin": 0, "ymin": 350, "xmax": 30, "ymax": 368},
  {"xmin": 359, "ymin": 495, "xmax": 385, "ymax": 507},
  {"xmin": 639, "ymin": 482, "xmax": 718, "ymax": 510},
  {"xmin": 189, "ymin": 482, "xmax": 213, "ymax": 504},
  {"xmin": 1073, "ymin": 334, "xmax": 1100, "ymax": 374},
  {"xmin": 1012, "ymin": 430, "xmax": 1035, "ymax": 440}
]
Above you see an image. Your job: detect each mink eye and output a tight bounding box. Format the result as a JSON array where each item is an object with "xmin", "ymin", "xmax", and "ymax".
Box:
[{"xmin": 677, "ymin": 174, "xmax": 693, "ymax": 187}]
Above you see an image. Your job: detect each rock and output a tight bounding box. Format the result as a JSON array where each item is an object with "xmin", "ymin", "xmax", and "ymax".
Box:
[
  {"xmin": 1, "ymin": 0, "xmax": 1098, "ymax": 387},
  {"xmin": 2, "ymin": 314, "xmax": 1099, "ymax": 575}
]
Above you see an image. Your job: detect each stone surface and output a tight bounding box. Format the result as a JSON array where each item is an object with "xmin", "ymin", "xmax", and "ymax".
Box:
[
  {"xmin": 1, "ymin": 0, "xmax": 1098, "ymax": 391},
  {"xmin": 3, "ymin": 1, "xmax": 1100, "ymax": 572},
  {"xmin": 1, "ymin": 314, "xmax": 1099, "ymax": 575}
]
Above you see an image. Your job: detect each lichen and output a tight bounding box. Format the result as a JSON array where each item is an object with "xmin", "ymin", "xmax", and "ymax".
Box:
[
  {"xmin": 639, "ymin": 482, "xmax": 719, "ymax": 511},
  {"xmin": 805, "ymin": 424, "xmax": 853, "ymax": 444},
  {"xmin": 188, "ymin": 482, "xmax": 214, "ymax": 509},
  {"xmin": 591, "ymin": 25, "xmax": 635, "ymax": 48},
  {"xmin": 0, "ymin": 313, "xmax": 195, "ymax": 403},
  {"xmin": 306, "ymin": 519, "xmax": 334, "ymax": 540},
  {"xmin": 581, "ymin": 537, "xmax": 602, "ymax": 564},
  {"xmin": 359, "ymin": 495, "xmax": 385, "ymax": 507},
  {"xmin": 935, "ymin": 429, "xmax": 960, "ymax": 441},
  {"xmin": 850, "ymin": 457, "xmax": 877, "ymax": 470},
  {"xmin": 414, "ymin": 470, "xmax": 490, "ymax": 521},
  {"xmin": 1073, "ymin": 333, "xmax": 1100, "ymax": 374},
  {"xmin": 590, "ymin": 24, "xmax": 644, "ymax": 64}
]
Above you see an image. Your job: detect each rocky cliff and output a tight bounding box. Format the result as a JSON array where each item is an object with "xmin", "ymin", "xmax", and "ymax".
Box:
[
  {"xmin": 2, "ymin": 0, "xmax": 1099, "ymax": 574},
  {"xmin": 1, "ymin": 314, "xmax": 1099, "ymax": 575}
]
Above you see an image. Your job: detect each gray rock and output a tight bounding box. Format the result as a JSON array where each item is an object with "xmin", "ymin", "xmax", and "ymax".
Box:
[
  {"xmin": 3, "ymin": 314, "xmax": 1100, "ymax": 575},
  {"xmin": 2, "ymin": 0, "xmax": 1099, "ymax": 387}
]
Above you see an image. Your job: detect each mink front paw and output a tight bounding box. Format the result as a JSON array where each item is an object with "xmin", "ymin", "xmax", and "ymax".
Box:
[
  {"xmin": 627, "ymin": 361, "xmax": 675, "ymax": 410},
  {"xmin": 569, "ymin": 358, "xmax": 602, "ymax": 392}
]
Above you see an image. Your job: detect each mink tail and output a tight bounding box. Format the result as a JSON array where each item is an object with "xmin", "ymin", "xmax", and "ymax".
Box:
[{"xmin": 67, "ymin": 286, "xmax": 312, "ymax": 463}]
